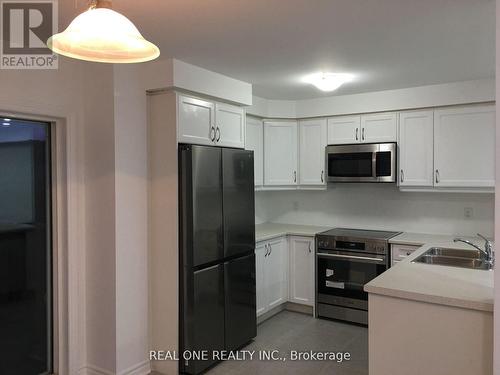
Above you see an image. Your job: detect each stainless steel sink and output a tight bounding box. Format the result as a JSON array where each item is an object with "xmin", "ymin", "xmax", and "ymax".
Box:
[
  {"xmin": 425, "ymin": 247, "xmax": 483, "ymax": 259},
  {"xmin": 412, "ymin": 247, "xmax": 493, "ymax": 270}
]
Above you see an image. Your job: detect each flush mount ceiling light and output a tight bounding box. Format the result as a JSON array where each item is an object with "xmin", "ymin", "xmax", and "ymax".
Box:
[
  {"xmin": 47, "ymin": 0, "xmax": 160, "ymax": 63},
  {"xmin": 303, "ymin": 73, "xmax": 354, "ymax": 92}
]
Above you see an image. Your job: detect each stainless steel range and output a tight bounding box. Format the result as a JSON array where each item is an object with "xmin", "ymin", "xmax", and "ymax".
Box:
[{"xmin": 315, "ymin": 228, "xmax": 401, "ymax": 325}]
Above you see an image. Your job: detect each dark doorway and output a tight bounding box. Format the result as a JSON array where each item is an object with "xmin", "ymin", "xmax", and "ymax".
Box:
[{"xmin": 0, "ymin": 117, "xmax": 52, "ymax": 374}]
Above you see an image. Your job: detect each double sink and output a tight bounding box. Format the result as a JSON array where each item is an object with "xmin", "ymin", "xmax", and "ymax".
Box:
[{"xmin": 413, "ymin": 247, "xmax": 493, "ymax": 271}]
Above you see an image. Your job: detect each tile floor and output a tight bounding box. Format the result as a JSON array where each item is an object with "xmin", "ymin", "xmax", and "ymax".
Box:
[{"xmin": 206, "ymin": 310, "xmax": 368, "ymax": 375}]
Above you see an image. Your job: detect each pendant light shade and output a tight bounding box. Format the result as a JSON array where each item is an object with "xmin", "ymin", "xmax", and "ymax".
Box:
[{"xmin": 47, "ymin": 1, "xmax": 160, "ymax": 64}]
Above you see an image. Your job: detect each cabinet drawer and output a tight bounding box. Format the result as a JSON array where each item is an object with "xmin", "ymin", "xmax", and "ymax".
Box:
[{"xmin": 391, "ymin": 244, "xmax": 420, "ymax": 263}]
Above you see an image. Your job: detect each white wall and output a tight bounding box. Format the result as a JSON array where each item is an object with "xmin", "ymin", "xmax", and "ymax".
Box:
[
  {"xmin": 256, "ymin": 187, "xmax": 494, "ymax": 237},
  {"xmin": 113, "ymin": 65, "xmax": 151, "ymax": 375},
  {"xmin": 248, "ymin": 78, "xmax": 495, "ymax": 119},
  {"xmin": 82, "ymin": 63, "xmax": 117, "ymax": 374},
  {"xmin": 0, "ymin": 58, "xmax": 117, "ymax": 374}
]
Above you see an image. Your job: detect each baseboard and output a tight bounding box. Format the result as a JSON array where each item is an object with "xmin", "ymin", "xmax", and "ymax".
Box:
[
  {"xmin": 286, "ymin": 302, "xmax": 314, "ymax": 315},
  {"xmin": 257, "ymin": 303, "xmax": 286, "ymax": 324},
  {"xmin": 80, "ymin": 364, "xmax": 115, "ymax": 375},
  {"xmin": 79, "ymin": 360, "xmax": 151, "ymax": 375},
  {"xmin": 257, "ymin": 302, "xmax": 315, "ymax": 325},
  {"xmin": 118, "ymin": 360, "xmax": 151, "ymax": 375}
]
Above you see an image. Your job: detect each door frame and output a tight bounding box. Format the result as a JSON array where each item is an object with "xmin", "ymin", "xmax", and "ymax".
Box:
[{"xmin": 0, "ymin": 102, "xmax": 86, "ymax": 375}]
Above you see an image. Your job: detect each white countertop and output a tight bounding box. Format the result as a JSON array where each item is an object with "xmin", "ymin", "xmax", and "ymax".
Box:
[
  {"xmin": 365, "ymin": 239, "xmax": 494, "ymax": 312},
  {"xmin": 389, "ymin": 232, "xmax": 461, "ymax": 246},
  {"xmin": 255, "ymin": 223, "xmax": 329, "ymax": 242}
]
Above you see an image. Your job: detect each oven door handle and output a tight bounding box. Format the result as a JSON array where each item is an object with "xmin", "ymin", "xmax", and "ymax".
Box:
[{"xmin": 317, "ymin": 252, "xmax": 386, "ymax": 264}]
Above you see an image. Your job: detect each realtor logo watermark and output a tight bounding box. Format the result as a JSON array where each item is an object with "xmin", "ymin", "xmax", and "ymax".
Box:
[{"xmin": 1, "ymin": 0, "xmax": 58, "ymax": 69}]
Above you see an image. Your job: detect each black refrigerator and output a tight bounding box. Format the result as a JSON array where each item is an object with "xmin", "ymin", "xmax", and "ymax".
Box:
[{"xmin": 179, "ymin": 144, "xmax": 257, "ymax": 375}]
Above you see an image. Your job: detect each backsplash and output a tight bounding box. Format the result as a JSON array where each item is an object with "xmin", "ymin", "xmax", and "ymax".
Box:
[{"xmin": 255, "ymin": 185, "xmax": 494, "ymax": 237}]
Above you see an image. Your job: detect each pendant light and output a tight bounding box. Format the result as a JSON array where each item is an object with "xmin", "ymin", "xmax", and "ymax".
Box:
[{"xmin": 47, "ymin": 0, "xmax": 160, "ymax": 63}]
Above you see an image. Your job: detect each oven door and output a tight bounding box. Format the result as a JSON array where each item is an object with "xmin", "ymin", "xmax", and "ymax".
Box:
[
  {"xmin": 316, "ymin": 250, "xmax": 387, "ymax": 309},
  {"xmin": 326, "ymin": 143, "xmax": 396, "ymax": 182}
]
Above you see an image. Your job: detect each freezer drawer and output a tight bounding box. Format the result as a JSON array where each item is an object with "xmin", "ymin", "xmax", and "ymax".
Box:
[
  {"xmin": 181, "ymin": 264, "xmax": 225, "ymax": 375},
  {"xmin": 224, "ymin": 254, "xmax": 257, "ymax": 350}
]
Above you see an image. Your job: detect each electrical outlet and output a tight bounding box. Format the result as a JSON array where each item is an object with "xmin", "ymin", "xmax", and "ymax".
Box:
[{"xmin": 464, "ymin": 207, "xmax": 473, "ymax": 219}]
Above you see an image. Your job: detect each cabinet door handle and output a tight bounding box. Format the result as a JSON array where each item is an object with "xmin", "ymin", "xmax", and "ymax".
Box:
[
  {"xmin": 321, "ymin": 170, "xmax": 324, "ymax": 183},
  {"xmin": 308, "ymin": 243, "xmax": 312, "ymax": 253},
  {"xmin": 215, "ymin": 127, "xmax": 221, "ymax": 142},
  {"xmin": 269, "ymin": 244, "xmax": 272, "ymax": 255},
  {"xmin": 435, "ymin": 169, "xmax": 440, "ymax": 184},
  {"xmin": 362, "ymin": 128, "xmax": 365, "ymax": 141},
  {"xmin": 355, "ymin": 128, "xmax": 359, "ymax": 141},
  {"xmin": 210, "ymin": 126, "xmax": 216, "ymax": 142},
  {"xmin": 400, "ymin": 169, "xmax": 404, "ymax": 183},
  {"xmin": 264, "ymin": 244, "xmax": 269, "ymax": 257},
  {"xmin": 294, "ymin": 171, "xmax": 297, "ymax": 183}
]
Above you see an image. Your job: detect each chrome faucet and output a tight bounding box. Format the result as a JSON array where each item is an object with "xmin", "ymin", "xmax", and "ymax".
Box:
[{"xmin": 454, "ymin": 233, "xmax": 494, "ymax": 264}]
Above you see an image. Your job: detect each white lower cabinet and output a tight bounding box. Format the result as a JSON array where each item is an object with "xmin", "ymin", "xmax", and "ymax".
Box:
[
  {"xmin": 288, "ymin": 236, "xmax": 315, "ymax": 306},
  {"xmin": 255, "ymin": 237, "xmax": 288, "ymax": 316},
  {"xmin": 255, "ymin": 242, "xmax": 267, "ymax": 316},
  {"xmin": 391, "ymin": 244, "xmax": 420, "ymax": 266}
]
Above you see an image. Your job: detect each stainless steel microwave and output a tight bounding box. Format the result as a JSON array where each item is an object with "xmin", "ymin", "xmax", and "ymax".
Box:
[{"xmin": 326, "ymin": 142, "xmax": 397, "ymax": 183}]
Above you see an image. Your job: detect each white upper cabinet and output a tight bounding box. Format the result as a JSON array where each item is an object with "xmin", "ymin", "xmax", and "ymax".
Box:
[
  {"xmin": 177, "ymin": 95, "xmax": 215, "ymax": 146},
  {"xmin": 177, "ymin": 94, "xmax": 245, "ymax": 148},
  {"xmin": 215, "ymin": 102, "xmax": 245, "ymax": 148},
  {"xmin": 264, "ymin": 121, "xmax": 298, "ymax": 186},
  {"xmin": 399, "ymin": 110, "xmax": 434, "ymax": 187},
  {"xmin": 434, "ymin": 105, "xmax": 495, "ymax": 188},
  {"xmin": 327, "ymin": 115, "xmax": 361, "ymax": 144},
  {"xmin": 327, "ymin": 113, "xmax": 397, "ymax": 145},
  {"xmin": 299, "ymin": 119, "xmax": 327, "ymax": 186},
  {"xmin": 361, "ymin": 113, "xmax": 398, "ymax": 143},
  {"xmin": 289, "ymin": 236, "xmax": 314, "ymax": 306},
  {"xmin": 245, "ymin": 117, "xmax": 264, "ymax": 187}
]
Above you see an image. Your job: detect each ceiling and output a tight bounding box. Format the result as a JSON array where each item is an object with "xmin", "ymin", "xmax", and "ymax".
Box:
[{"xmin": 62, "ymin": 0, "xmax": 495, "ymax": 100}]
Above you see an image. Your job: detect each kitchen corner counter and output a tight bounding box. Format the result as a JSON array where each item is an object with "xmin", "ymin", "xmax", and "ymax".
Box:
[
  {"xmin": 365, "ymin": 240, "xmax": 494, "ymax": 312},
  {"xmin": 389, "ymin": 232, "xmax": 460, "ymax": 246},
  {"xmin": 255, "ymin": 223, "xmax": 330, "ymax": 242}
]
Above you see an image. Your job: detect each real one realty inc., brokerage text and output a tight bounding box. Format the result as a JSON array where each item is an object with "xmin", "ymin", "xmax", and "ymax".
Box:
[{"xmin": 150, "ymin": 350, "xmax": 351, "ymax": 362}]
